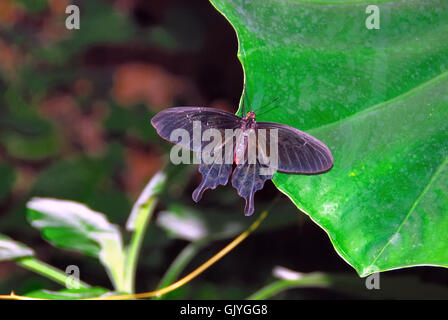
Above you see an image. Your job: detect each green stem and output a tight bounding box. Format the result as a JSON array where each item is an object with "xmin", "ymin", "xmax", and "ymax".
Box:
[
  {"xmin": 247, "ymin": 273, "xmax": 331, "ymax": 300},
  {"xmin": 16, "ymin": 257, "xmax": 90, "ymax": 289},
  {"xmin": 123, "ymin": 199, "xmax": 157, "ymax": 293},
  {"xmin": 154, "ymin": 239, "xmax": 206, "ymax": 300}
]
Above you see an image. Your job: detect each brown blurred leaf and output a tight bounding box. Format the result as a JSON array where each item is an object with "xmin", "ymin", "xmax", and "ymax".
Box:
[
  {"xmin": 73, "ymin": 78, "xmax": 93, "ymax": 98},
  {"xmin": 123, "ymin": 147, "xmax": 163, "ymax": 195},
  {"xmin": 112, "ymin": 63, "xmax": 186, "ymax": 109},
  {"xmin": 48, "ymin": 0, "xmax": 69, "ymax": 15},
  {"xmin": 14, "ymin": 165, "xmax": 38, "ymax": 196},
  {"xmin": 115, "ymin": 0, "xmax": 138, "ymax": 12},
  {"xmin": 0, "ymin": 41, "xmax": 22, "ymax": 79},
  {"xmin": 0, "ymin": 262, "xmax": 16, "ymax": 279},
  {"xmin": 0, "ymin": 0, "xmax": 23, "ymax": 27},
  {"xmin": 39, "ymin": 94, "xmax": 80, "ymax": 121},
  {"xmin": 39, "ymin": 95, "xmax": 106, "ymax": 155},
  {"xmin": 38, "ymin": 17, "xmax": 69, "ymax": 45},
  {"xmin": 39, "ymin": 0, "xmax": 71, "ymax": 46}
]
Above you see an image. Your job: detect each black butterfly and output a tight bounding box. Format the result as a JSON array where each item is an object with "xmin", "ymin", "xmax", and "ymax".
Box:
[{"xmin": 151, "ymin": 100, "xmax": 333, "ymax": 216}]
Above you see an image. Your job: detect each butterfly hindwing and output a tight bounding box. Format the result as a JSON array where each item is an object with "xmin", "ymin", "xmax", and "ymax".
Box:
[
  {"xmin": 231, "ymin": 161, "xmax": 273, "ymax": 216},
  {"xmin": 192, "ymin": 124, "xmax": 244, "ymax": 203},
  {"xmin": 192, "ymin": 161, "xmax": 233, "ymax": 203},
  {"xmin": 229, "ymin": 122, "xmax": 332, "ymax": 216}
]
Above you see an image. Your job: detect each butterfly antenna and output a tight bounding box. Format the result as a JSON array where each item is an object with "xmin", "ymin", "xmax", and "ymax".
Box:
[
  {"xmin": 257, "ymin": 97, "xmax": 279, "ymax": 116},
  {"xmin": 243, "ymin": 83, "xmax": 252, "ymax": 117},
  {"xmin": 241, "ymin": 83, "xmax": 246, "ymax": 117}
]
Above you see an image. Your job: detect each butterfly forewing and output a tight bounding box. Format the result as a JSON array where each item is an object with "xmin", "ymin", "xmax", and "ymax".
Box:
[
  {"xmin": 256, "ymin": 122, "xmax": 333, "ymax": 174},
  {"xmin": 151, "ymin": 107, "xmax": 241, "ymax": 152}
]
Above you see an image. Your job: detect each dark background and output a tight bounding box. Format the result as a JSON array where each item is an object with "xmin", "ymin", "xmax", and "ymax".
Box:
[{"xmin": 0, "ymin": 0, "xmax": 447, "ymax": 299}]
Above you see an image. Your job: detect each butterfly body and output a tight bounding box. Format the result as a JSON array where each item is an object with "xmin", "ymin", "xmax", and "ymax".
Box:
[
  {"xmin": 234, "ymin": 111, "xmax": 256, "ymax": 165},
  {"xmin": 151, "ymin": 106, "xmax": 333, "ymax": 216}
]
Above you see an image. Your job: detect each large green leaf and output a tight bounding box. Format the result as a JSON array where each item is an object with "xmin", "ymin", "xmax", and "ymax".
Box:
[
  {"xmin": 209, "ymin": 0, "xmax": 448, "ymax": 275},
  {"xmin": 126, "ymin": 171, "xmax": 167, "ymax": 231}
]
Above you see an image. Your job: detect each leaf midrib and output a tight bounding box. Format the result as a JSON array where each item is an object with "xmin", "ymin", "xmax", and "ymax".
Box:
[
  {"xmin": 366, "ymin": 154, "xmax": 448, "ymax": 273},
  {"xmin": 308, "ymin": 69, "xmax": 448, "ymax": 135}
]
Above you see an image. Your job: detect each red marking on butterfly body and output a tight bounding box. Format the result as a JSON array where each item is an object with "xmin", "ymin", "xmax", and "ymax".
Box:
[
  {"xmin": 234, "ymin": 152, "xmax": 240, "ymax": 165},
  {"xmin": 233, "ymin": 111, "xmax": 256, "ymax": 166}
]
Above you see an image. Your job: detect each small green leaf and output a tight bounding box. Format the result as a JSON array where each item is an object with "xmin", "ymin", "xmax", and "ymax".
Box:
[
  {"xmin": 126, "ymin": 171, "xmax": 167, "ymax": 231},
  {"xmin": 26, "ymin": 198, "xmax": 126, "ymax": 291},
  {"xmin": 0, "ymin": 234, "xmax": 34, "ymax": 261},
  {"xmin": 25, "ymin": 287, "xmax": 109, "ymax": 300},
  {"xmin": 157, "ymin": 206, "xmax": 208, "ymax": 241}
]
